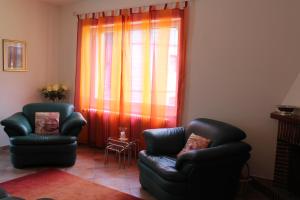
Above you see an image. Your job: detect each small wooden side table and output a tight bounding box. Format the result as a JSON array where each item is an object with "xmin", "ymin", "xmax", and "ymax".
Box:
[{"xmin": 104, "ymin": 137, "xmax": 138, "ymax": 168}]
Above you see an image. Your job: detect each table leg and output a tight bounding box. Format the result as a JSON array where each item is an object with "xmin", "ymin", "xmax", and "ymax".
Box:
[
  {"xmin": 118, "ymin": 151, "xmax": 121, "ymax": 168},
  {"xmin": 128, "ymin": 146, "xmax": 131, "ymax": 165},
  {"xmin": 123, "ymin": 150, "xmax": 126, "ymax": 168},
  {"xmin": 133, "ymin": 143, "xmax": 136, "ymax": 161},
  {"xmin": 104, "ymin": 147, "xmax": 108, "ymax": 165}
]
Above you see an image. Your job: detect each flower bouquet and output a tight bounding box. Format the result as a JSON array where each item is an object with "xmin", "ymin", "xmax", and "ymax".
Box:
[{"xmin": 41, "ymin": 84, "xmax": 68, "ymax": 102}]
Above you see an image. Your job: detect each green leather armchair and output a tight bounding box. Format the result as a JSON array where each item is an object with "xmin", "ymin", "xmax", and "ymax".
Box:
[
  {"xmin": 138, "ymin": 118, "xmax": 251, "ymax": 200},
  {"xmin": 0, "ymin": 188, "xmax": 24, "ymax": 200},
  {"xmin": 1, "ymin": 103, "xmax": 86, "ymax": 168}
]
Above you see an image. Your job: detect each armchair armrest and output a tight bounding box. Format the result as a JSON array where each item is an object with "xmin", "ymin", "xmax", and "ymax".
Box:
[
  {"xmin": 61, "ymin": 112, "xmax": 87, "ymax": 137},
  {"xmin": 0, "ymin": 188, "xmax": 8, "ymax": 199},
  {"xmin": 1, "ymin": 112, "xmax": 32, "ymax": 137},
  {"xmin": 176, "ymin": 142, "xmax": 251, "ymax": 170},
  {"xmin": 144, "ymin": 127, "xmax": 185, "ymax": 155}
]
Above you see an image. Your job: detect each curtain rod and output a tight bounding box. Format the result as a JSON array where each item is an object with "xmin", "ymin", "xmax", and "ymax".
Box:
[{"xmin": 72, "ymin": 0, "xmax": 190, "ymax": 17}]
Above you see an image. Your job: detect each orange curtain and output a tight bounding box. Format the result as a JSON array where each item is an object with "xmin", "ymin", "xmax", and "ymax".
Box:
[{"xmin": 75, "ymin": 2, "xmax": 188, "ymax": 148}]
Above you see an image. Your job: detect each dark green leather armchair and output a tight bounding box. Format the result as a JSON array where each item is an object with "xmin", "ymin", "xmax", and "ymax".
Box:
[
  {"xmin": 1, "ymin": 103, "xmax": 86, "ymax": 168},
  {"xmin": 0, "ymin": 188, "xmax": 24, "ymax": 200},
  {"xmin": 138, "ymin": 118, "xmax": 251, "ymax": 200}
]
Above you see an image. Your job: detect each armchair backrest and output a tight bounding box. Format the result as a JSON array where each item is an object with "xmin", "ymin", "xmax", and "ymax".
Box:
[
  {"xmin": 23, "ymin": 103, "xmax": 74, "ymax": 130},
  {"xmin": 185, "ymin": 118, "xmax": 246, "ymax": 147}
]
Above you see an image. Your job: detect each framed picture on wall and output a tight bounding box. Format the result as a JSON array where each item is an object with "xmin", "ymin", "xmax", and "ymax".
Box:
[{"xmin": 2, "ymin": 39, "xmax": 27, "ymax": 72}]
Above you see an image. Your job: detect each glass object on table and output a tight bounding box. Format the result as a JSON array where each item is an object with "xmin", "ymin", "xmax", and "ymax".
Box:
[{"xmin": 119, "ymin": 127, "xmax": 127, "ymax": 141}]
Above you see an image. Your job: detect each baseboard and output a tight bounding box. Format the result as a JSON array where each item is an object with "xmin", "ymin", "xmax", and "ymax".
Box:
[{"xmin": 251, "ymin": 176, "xmax": 299, "ymax": 200}]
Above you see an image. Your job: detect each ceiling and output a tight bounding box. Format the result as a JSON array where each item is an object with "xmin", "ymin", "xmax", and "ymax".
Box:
[{"xmin": 38, "ymin": 0, "xmax": 80, "ymax": 6}]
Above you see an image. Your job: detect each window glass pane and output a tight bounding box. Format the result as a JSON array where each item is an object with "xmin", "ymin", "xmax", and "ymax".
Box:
[
  {"xmin": 93, "ymin": 19, "xmax": 180, "ymax": 112},
  {"xmin": 131, "ymin": 30, "xmax": 143, "ymax": 103},
  {"xmin": 129, "ymin": 26, "xmax": 179, "ymax": 106},
  {"xmin": 94, "ymin": 31, "xmax": 100, "ymax": 98},
  {"xmin": 166, "ymin": 28, "xmax": 178, "ymax": 106},
  {"xmin": 104, "ymin": 32, "xmax": 113, "ymax": 100}
]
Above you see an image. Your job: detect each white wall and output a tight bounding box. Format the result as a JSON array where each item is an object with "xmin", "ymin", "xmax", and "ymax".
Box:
[
  {"xmin": 0, "ymin": 0, "xmax": 60, "ymax": 146},
  {"xmin": 58, "ymin": 0, "xmax": 300, "ymax": 179},
  {"xmin": 184, "ymin": 0, "xmax": 300, "ymax": 179}
]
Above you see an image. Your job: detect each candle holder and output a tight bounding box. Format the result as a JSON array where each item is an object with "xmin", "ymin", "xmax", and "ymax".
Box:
[{"xmin": 119, "ymin": 127, "xmax": 128, "ymax": 141}]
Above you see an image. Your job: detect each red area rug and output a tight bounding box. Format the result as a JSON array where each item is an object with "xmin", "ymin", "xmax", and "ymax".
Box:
[{"xmin": 0, "ymin": 169, "xmax": 141, "ymax": 200}]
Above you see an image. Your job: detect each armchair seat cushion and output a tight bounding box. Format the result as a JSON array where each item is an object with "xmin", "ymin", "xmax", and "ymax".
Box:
[
  {"xmin": 139, "ymin": 150, "xmax": 186, "ymax": 182},
  {"xmin": 10, "ymin": 135, "xmax": 76, "ymax": 145}
]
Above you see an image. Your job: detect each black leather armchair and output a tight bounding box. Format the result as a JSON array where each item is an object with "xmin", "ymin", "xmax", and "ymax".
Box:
[
  {"xmin": 1, "ymin": 103, "xmax": 86, "ymax": 168},
  {"xmin": 138, "ymin": 118, "xmax": 251, "ymax": 200}
]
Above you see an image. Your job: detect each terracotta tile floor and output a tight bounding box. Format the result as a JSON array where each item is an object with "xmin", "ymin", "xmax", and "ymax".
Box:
[{"xmin": 0, "ymin": 145, "xmax": 268, "ymax": 200}]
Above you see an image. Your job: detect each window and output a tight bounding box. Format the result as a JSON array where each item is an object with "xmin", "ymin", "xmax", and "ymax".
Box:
[
  {"xmin": 75, "ymin": 3, "xmax": 188, "ymax": 147},
  {"xmin": 91, "ymin": 19, "xmax": 180, "ymax": 116}
]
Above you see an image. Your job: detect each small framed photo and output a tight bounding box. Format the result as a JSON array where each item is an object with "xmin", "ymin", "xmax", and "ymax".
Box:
[{"xmin": 2, "ymin": 39, "xmax": 27, "ymax": 72}]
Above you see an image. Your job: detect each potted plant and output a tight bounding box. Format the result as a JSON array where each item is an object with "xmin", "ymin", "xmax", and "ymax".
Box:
[{"xmin": 41, "ymin": 84, "xmax": 68, "ymax": 102}]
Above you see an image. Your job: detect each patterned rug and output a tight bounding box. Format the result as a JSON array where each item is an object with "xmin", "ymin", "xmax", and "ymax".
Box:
[{"xmin": 0, "ymin": 169, "xmax": 142, "ymax": 200}]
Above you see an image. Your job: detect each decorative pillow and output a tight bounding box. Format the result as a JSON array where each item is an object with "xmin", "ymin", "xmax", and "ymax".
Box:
[
  {"xmin": 177, "ymin": 133, "xmax": 211, "ymax": 157},
  {"xmin": 35, "ymin": 112, "xmax": 60, "ymax": 135}
]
